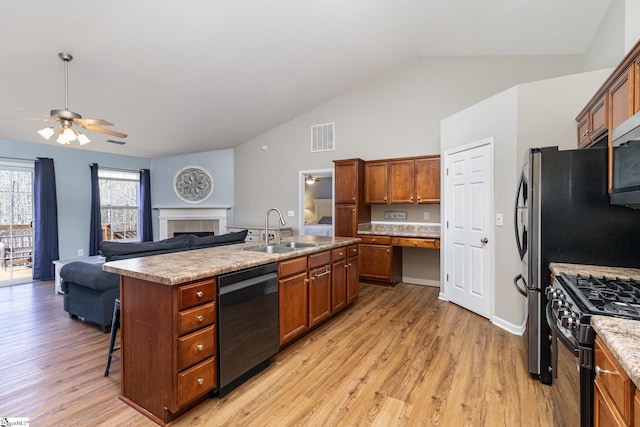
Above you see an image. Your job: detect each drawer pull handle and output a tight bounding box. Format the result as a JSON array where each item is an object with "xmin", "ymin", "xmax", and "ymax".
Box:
[
  {"xmin": 197, "ymin": 378, "xmax": 205, "ymax": 385},
  {"xmin": 197, "ymin": 315, "xmax": 204, "ymax": 322},
  {"xmin": 595, "ymin": 365, "xmax": 617, "ymax": 376},
  {"xmin": 196, "ymin": 344, "xmax": 204, "ymax": 351},
  {"xmin": 196, "ymin": 291, "xmax": 204, "ymax": 298}
]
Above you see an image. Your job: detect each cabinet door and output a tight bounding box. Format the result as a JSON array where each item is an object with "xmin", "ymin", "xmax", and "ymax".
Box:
[
  {"xmin": 635, "ymin": 57, "xmax": 640, "ymax": 115},
  {"xmin": 364, "ymin": 161, "xmax": 388, "ymax": 204},
  {"xmin": 279, "ymin": 271, "xmax": 308, "ymax": 346},
  {"xmin": 594, "ymin": 378, "xmax": 627, "ymax": 427},
  {"xmin": 332, "ymin": 258, "xmax": 347, "ymax": 312},
  {"xmin": 388, "ymin": 159, "xmax": 415, "ymax": 204},
  {"xmin": 334, "ymin": 160, "xmax": 358, "ymax": 204},
  {"xmin": 415, "ymin": 157, "xmax": 440, "ymax": 203},
  {"xmin": 334, "ymin": 204, "xmax": 357, "ymax": 237},
  {"xmin": 346, "ymin": 253, "xmax": 359, "ymax": 303},
  {"xmin": 591, "ymin": 96, "xmax": 607, "ymax": 142},
  {"xmin": 308, "ymin": 265, "xmax": 332, "ymax": 327},
  {"xmin": 577, "ymin": 112, "xmax": 591, "ymax": 148},
  {"xmin": 609, "ymin": 66, "xmax": 635, "ymax": 132},
  {"xmin": 359, "ymin": 243, "xmax": 393, "ymax": 281}
]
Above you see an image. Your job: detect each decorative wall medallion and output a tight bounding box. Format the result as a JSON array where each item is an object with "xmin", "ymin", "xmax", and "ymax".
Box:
[{"xmin": 173, "ymin": 166, "xmax": 214, "ymax": 203}]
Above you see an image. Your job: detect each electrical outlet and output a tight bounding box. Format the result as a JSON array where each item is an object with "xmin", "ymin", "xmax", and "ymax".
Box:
[
  {"xmin": 496, "ymin": 213, "xmax": 503, "ymax": 226},
  {"xmin": 424, "ymin": 212, "xmax": 430, "ymax": 220},
  {"xmin": 77, "ymin": 249, "xmax": 84, "ymax": 257},
  {"xmin": 287, "ymin": 210, "xmax": 295, "ymax": 217}
]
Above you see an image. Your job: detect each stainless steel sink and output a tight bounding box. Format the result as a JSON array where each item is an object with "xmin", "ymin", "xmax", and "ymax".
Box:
[
  {"xmin": 275, "ymin": 241, "xmax": 318, "ymax": 249},
  {"xmin": 241, "ymin": 245, "xmax": 296, "ymax": 254}
]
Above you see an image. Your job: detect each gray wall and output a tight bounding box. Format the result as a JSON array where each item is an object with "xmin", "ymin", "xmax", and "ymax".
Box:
[
  {"xmin": 233, "ymin": 54, "xmax": 585, "ymax": 288},
  {"xmin": 149, "ymin": 149, "xmax": 234, "ymax": 239},
  {"xmin": 0, "ymin": 138, "xmax": 150, "ymax": 260}
]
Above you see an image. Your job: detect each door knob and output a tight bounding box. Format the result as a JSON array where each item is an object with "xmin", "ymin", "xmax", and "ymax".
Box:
[{"xmin": 480, "ymin": 237, "xmax": 488, "ymax": 244}]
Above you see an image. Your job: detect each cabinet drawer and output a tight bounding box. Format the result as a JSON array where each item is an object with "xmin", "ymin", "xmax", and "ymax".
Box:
[
  {"xmin": 347, "ymin": 244, "xmax": 359, "ymax": 257},
  {"xmin": 358, "ymin": 235, "xmax": 391, "ymax": 245},
  {"xmin": 178, "ymin": 302, "xmax": 215, "ymax": 336},
  {"xmin": 391, "ymin": 237, "xmax": 439, "ymax": 249},
  {"xmin": 595, "ymin": 336, "xmax": 633, "ymax": 424},
  {"xmin": 332, "ymin": 247, "xmax": 347, "ymax": 261},
  {"xmin": 177, "ymin": 325, "xmax": 215, "ymax": 371},
  {"xmin": 177, "ymin": 357, "xmax": 216, "ymax": 407},
  {"xmin": 179, "ymin": 279, "xmax": 216, "ymax": 310},
  {"xmin": 279, "ymin": 256, "xmax": 307, "ymax": 278},
  {"xmin": 309, "ymin": 251, "xmax": 331, "ymax": 268}
]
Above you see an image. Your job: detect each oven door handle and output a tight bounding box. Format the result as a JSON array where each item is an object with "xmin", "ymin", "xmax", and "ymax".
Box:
[
  {"xmin": 545, "ymin": 301, "xmax": 579, "ymax": 357},
  {"xmin": 513, "ymin": 274, "xmax": 527, "ymax": 297}
]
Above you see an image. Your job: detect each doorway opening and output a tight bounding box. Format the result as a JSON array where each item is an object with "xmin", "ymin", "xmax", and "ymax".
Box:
[
  {"xmin": 298, "ymin": 169, "xmax": 334, "ymax": 236},
  {"xmin": 1, "ymin": 163, "xmax": 34, "ymax": 286}
]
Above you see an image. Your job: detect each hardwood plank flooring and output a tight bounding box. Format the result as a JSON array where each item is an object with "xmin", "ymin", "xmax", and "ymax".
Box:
[{"xmin": 0, "ymin": 281, "xmax": 554, "ymax": 426}]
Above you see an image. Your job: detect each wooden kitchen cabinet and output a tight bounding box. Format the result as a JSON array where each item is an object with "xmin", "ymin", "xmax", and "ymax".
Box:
[
  {"xmin": 636, "ymin": 57, "xmax": 640, "ymax": 114},
  {"xmin": 308, "ymin": 251, "xmax": 332, "ymax": 327},
  {"xmin": 278, "ymin": 256, "xmax": 308, "ymax": 346},
  {"xmin": 577, "ymin": 95, "xmax": 608, "ymax": 148},
  {"xmin": 331, "ymin": 247, "xmax": 347, "ymax": 312},
  {"xmin": 593, "ymin": 336, "xmax": 634, "ymax": 426},
  {"xmin": 635, "ymin": 389, "xmax": 640, "ymax": 427},
  {"xmin": 334, "ymin": 158, "xmax": 370, "ymax": 237},
  {"xmin": 364, "ymin": 155, "xmax": 441, "ymax": 205},
  {"xmin": 415, "ymin": 156, "xmax": 440, "ymax": 203},
  {"xmin": 346, "ymin": 244, "xmax": 359, "ymax": 303},
  {"xmin": 609, "ymin": 66, "xmax": 635, "ymax": 133},
  {"xmin": 364, "ymin": 161, "xmax": 389, "ymax": 204},
  {"xmin": 358, "ymin": 235, "xmax": 401, "ymax": 285},
  {"xmin": 121, "ymin": 276, "xmax": 217, "ymax": 425}
]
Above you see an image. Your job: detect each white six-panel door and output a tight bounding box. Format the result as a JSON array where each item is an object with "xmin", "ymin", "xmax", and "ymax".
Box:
[{"xmin": 443, "ymin": 139, "xmax": 493, "ymax": 319}]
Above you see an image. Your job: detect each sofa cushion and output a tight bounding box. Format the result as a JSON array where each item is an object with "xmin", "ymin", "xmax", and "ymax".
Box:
[
  {"xmin": 190, "ymin": 229, "xmax": 248, "ymax": 247},
  {"xmin": 60, "ymin": 262, "xmax": 120, "ymax": 291},
  {"xmin": 100, "ymin": 234, "xmax": 192, "ymax": 259}
]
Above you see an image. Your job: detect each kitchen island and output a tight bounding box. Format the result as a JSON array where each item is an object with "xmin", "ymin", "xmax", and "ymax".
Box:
[{"xmin": 103, "ymin": 235, "xmax": 360, "ymax": 425}]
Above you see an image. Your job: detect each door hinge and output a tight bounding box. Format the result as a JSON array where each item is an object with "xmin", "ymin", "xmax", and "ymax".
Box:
[
  {"xmin": 446, "ymin": 274, "xmax": 449, "ymax": 281},
  {"xmin": 446, "ymin": 221, "xmax": 449, "ymax": 229},
  {"xmin": 446, "ymin": 167, "xmax": 449, "ymax": 176}
]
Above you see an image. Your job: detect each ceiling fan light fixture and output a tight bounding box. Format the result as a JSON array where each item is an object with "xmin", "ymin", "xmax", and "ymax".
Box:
[
  {"xmin": 305, "ymin": 175, "xmax": 316, "ymax": 184},
  {"xmin": 77, "ymin": 132, "xmax": 91, "ymax": 145},
  {"xmin": 61, "ymin": 126, "xmax": 76, "ymax": 142},
  {"xmin": 37, "ymin": 127, "xmax": 55, "ymax": 140},
  {"xmin": 56, "ymin": 131, "xmax": 71, "ymax": 145}
]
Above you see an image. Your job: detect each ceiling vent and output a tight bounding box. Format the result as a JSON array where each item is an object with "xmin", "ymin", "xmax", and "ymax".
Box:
[{"xmin": 311, "ymin": 122, "xmax": 335, "ymax": 152}]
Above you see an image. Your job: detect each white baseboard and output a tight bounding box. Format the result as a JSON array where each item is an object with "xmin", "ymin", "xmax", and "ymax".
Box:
[{"xmin": 492, "ymin": 314, "xmax": 525, "ymax": 336}]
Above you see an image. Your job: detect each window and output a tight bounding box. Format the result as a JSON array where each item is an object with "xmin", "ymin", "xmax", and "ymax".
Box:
[{"xmin": 99, "ymin": 169, "xmax": 139, "ymax": 241}]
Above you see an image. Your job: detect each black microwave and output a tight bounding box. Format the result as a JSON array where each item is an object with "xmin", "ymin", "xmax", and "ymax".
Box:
[{"xmin": 611, "ymin": 111, "xmax": 640, "ymax": 207}]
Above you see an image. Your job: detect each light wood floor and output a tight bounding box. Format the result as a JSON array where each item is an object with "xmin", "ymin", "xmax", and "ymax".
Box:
[{"xmin": 0, "ymin": 281, "xmax": 554, "ymax": 426}]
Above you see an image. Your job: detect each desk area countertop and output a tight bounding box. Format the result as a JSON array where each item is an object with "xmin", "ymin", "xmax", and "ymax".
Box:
[
  {"xmin": 103, "ymin": 235, "xmax": 359, "ymax": 286},
  {"xmin": 357, "ymin": 222, "xmax": 440, "ymax": 239}
]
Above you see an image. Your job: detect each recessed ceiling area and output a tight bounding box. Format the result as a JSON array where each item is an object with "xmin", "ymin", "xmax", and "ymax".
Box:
[{"xmin": 0, "ymin": 1, "xmax": 612, "ymax": 158}]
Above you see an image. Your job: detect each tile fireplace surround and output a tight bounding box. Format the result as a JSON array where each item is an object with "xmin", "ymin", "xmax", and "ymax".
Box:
[{"xmin": 155, "ymin": 207, "xmax": 230, "ymax": 240}]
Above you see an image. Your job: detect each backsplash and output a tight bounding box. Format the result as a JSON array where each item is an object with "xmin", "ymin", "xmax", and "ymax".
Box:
[
  {"xmin": 370, "ymin": 204, "xmax": 440, "ymax": 223},
  {"xmin": 358, "ymin": 221, "xmax": 440, "ymax": 238}
]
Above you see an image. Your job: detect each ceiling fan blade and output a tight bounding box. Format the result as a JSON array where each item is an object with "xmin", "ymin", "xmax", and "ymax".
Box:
[
  {"xmin": 81, "ymin": 124, "xmax": 128, "ymax": 138},
  {"xmin": 10, "ymin": 106, "xmax": 52, "ymax": 119},
  {"xmin": 75, "ymin": 118, "xmax": 114, "ymax": 126}
]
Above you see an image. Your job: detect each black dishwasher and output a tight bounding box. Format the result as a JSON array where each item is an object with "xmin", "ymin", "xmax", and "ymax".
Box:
[{"xmin": 216, "ymin": 262, "xmax": 279, "ymax": 397}]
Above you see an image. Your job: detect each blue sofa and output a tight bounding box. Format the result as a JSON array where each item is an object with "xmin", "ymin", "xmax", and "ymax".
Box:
[{"xmin": 60, "ymin": 230, "xmax": 248, "ymax": 332}]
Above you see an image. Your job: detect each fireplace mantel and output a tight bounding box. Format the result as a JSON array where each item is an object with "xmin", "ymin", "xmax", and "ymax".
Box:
[{"xmin": 155, "ymin": 207, "xmax": 231, "ymax": 240}]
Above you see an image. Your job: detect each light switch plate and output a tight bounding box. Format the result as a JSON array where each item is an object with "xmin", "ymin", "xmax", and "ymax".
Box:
[
  {"xmin": 287, "ymin": 210, "xmax": 295, "ymax": 217},
  {"xmin": 496, "ymin": 213, "xmax": 503, "ymax": 226}
]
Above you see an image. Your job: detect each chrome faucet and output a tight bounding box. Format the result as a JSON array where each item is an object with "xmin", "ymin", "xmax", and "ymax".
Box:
[{"xmin": 265, "ymin": 208, "xmax": 287, "ymax": 245}]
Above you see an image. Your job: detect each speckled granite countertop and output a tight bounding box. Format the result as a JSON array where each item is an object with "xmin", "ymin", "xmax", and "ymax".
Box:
[
  {"xmin": 591, "ymin": 316, "xmax": 640, "ymax": 389},
  {"xmin": 357, "ymin": 222, "xmax": 440, "ymax": 238},
  {"xmin": 550, "ymin": 263, "xmax": 640, "ymax": 280},
  {"xmin": 103, "ymin": 235, "xmax": 359, "ymax": 286}
]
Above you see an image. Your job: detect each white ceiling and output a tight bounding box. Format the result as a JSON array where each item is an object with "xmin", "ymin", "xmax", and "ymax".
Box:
[{"xmin": 0, "ymin": 0, "xmax": 611, "ymax": 158}]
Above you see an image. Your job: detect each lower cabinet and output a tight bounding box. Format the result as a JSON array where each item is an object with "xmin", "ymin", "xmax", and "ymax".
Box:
[
  {"xmin": 594, "ymin": 336, "xmax": 635, "ymax": 426},
  {"xmin": 358, "ymin": 235, "xmax": 402, "ymax": 285},
  {"xmin": 278, "ymin": 256, "xmax": 309, "ymax": 346},
  {"xmin": 278, "ymin": 245, "xmax": 358, "ymax": 348},
  {"xmin": 121, "ymin": 276, "xmax": 217, "ymax": 425}
]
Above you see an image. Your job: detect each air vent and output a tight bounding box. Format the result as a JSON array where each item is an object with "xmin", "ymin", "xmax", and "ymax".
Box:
[{"xmin": 311, "ymin": 123, "xmax": 335, "ymax": 152}]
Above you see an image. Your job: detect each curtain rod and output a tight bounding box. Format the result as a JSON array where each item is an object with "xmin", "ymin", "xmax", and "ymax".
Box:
[
  {"xmin": 90, "ymin": 164, "xmax": 146, "ymax": 173},
  {"xmin": 0, "ymin": 156, "xmax": 37, "ymax": 162}
]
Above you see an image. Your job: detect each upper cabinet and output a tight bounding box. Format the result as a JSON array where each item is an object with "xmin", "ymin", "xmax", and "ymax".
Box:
[
  {"xmin": 576, "ymin": 38, "xmax": 640, "ymax": 190},
  {"xmin": 364, "ymin": 155, "xmax": 440, "ymax": 205},
  {"xmin": 333, "ymin": 158, "xmax": 370, "ymax": 237},
  {"xmin": 334, "ymin": 159, "xmax": 360, "ymax": 204}
]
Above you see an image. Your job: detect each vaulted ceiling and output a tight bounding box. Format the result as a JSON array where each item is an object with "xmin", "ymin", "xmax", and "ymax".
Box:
[{"xmin": 0, "ymin": 0, "xmax": 611, "ymax": 158}]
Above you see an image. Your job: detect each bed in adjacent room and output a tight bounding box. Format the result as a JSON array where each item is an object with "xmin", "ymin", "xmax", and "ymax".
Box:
[{"xmin": 303, "ymin": 199, "xmax": 333, "ymax": 236}]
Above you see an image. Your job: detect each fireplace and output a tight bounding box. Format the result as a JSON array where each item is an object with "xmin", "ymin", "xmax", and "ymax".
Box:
[{"xmin": 156, "ymin": 207, "xmax": 230, "ymax": 240}]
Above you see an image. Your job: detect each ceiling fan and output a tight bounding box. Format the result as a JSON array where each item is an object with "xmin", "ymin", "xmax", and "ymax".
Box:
[{"xmin": 31, "ymin": 52, "xmax": 127, "ymax": 146}]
